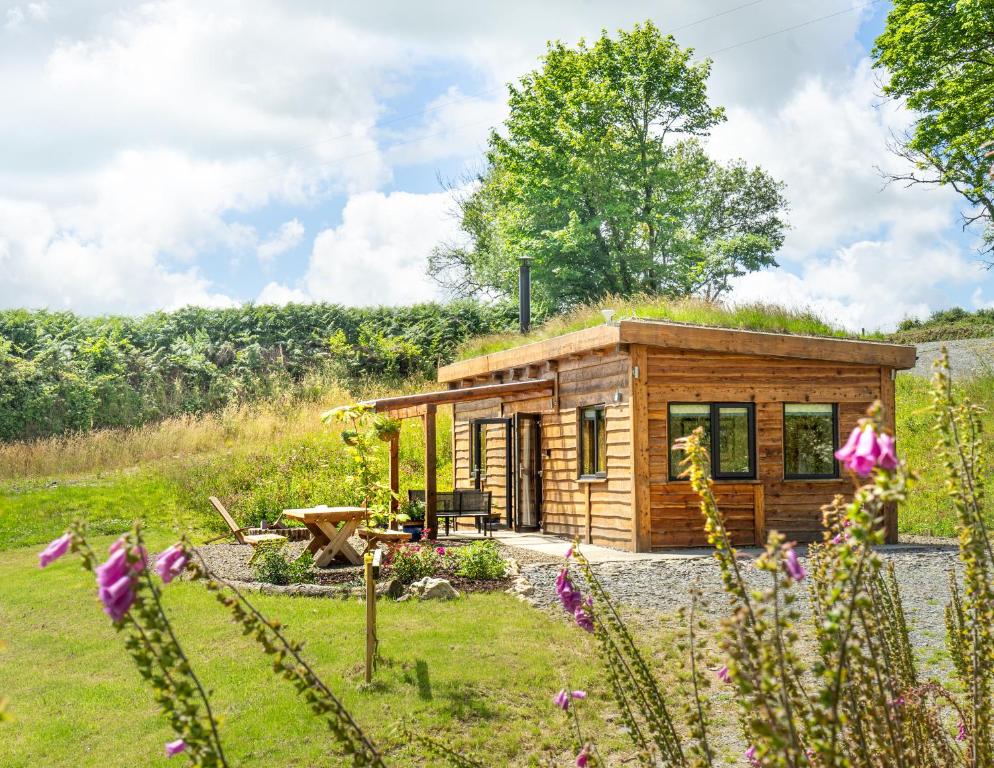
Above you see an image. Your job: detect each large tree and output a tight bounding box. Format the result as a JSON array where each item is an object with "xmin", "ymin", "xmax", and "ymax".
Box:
[
  {"xmin": 873, "ymin": 0, "xmax": 994, "ymax": 260},
  {"xmin": 430, "ymin": 22, "xmax": 788, "ymax": 310}
]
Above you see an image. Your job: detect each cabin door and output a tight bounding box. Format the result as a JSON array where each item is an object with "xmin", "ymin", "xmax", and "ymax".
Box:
[
  {"xmin": 512, "ymin": 413, "xmax": 542, "ymax": 531},
  {"xmin": 471, "ymin": 418, "xmax": 513, "ymax": 526}
]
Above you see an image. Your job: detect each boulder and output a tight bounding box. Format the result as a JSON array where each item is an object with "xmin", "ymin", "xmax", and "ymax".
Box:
[
  {"xmin": 505, "ymin": 558, "xmax": 521, "ymax": 578},
  {"xmin": 408, "ymin": 576, "xmax": 460, "ymax": 601},
  {"xmin": 505, "ymin": 576, "xmax": 534, "ymax": 597},
  {"xmin": 376, "ymin": 578, "xmax": 405, "ymax": 599}
]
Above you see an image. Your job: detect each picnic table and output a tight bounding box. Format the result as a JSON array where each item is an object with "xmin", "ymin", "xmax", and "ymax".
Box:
[{"xmin": 282, "ymin": 506, "xmax": 366, "ymax": 567}]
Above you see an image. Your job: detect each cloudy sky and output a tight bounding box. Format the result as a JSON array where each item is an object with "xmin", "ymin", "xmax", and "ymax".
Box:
[{"xmin": 0, "ymin": 0, "xmax": 989, "ymax": 331}]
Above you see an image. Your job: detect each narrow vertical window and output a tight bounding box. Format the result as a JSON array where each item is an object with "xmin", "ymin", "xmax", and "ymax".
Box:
[
  {"xmin": 784, "ymin": 403, "xmax": 838, "ymax": 479},
  {"xmin": 579, "ymin": 406, "xmax": 607, "ymax": 478},
  {"xmin": 471, "ymin": 421, "xmax": 488, "ymax": 488}
]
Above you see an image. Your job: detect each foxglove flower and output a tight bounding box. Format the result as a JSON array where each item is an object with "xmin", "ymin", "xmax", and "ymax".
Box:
[
  {"xmin": 957, "ymin": 721, "xmax": 967, "ymax": 742},
  {"xmin": 436, "ymin": 547, "xmax": 446, "ymax": 556},
  {"xmin": 155, "ymin": 544, "xmax": 189, "ymax": 584},
  {"xmin": 555, "ymin": 568, "xmax": 583, "ymax": 614},
  {"xmin": 745, "ymin": 745, "xmax": 760, "ymax": 767},
  {"xmin": 716, "ymin": 665, "xmax": 731, "ymax": 683},
  {"xmin": 784, "ymin": 548, "xmax": 806, "ymax": 582},
  {"xmin": 39, "ymin": 533, "xmax": 72, "ymax": 568},
  {"xmin": 95, "ymin": 539, "xmax": 145, "ymax": 623},
  {"xmin": 575, "ymin": 746, "xmax": 590, "ymax": 767},
  {"xmin": 876, "ymin": 431, "xmax": 898, "ymax": 470},
  {"xmin": 165, "ymin": 739, "xmax": 187, "ymax": 757},
  {"xmin": 553, "ymin": 689, "xmax": 570, "ymax": 710},
  {"xmin": 574, "ymin": 598, "xmax": 594, "ymax": 633}
]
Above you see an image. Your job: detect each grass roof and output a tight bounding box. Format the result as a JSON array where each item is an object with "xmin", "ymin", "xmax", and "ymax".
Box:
[{"xmin": 455, "ymin": 296, "xmax": 873, "ymax": 361}]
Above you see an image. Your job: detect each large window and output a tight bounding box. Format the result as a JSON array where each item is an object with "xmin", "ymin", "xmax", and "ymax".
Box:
[
  {"xmin": 579, "ymin": 405, "xmax": 607, "ymax": 478},
  {"xmin": 668, "ymin": 403, "xmax": 755, "ymax": 480},
  {"xmin": 783, "ymin": 403, "xmax": 838, "ymax": 479}
]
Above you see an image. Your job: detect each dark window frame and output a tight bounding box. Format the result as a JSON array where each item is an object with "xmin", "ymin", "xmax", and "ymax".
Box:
[
  {"xmin": 782, "ymin": 403, "xmax": 840, "ymax": 480},
  {"xmin": 668, "ymin": 402, "xmax": 757, "ymax": 481},
  {"xmin": 578, "ymin": 404, "xmax": 608, "ymax": 480}
]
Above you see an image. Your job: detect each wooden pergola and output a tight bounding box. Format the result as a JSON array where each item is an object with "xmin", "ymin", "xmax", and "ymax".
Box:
[{"xmin": 363, "ymin": 378, "xmax": 553, "ymax": 538}]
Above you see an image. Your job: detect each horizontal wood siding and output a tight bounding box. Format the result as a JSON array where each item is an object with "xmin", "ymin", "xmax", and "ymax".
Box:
[
  {"xmin": 452, "ymin": 348, "xmax": 635, "ymax": 550},
  {"xmin": 646, "ymin": 349, "xmax": 881, "ymax": 548}
]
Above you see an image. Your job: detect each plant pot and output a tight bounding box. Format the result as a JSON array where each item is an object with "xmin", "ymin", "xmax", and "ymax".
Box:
[{"xmin": 402, "ymin": 524, "xmax": 423, "ymax": 542}]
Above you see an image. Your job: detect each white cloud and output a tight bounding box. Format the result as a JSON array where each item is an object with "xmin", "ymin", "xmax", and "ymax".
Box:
[
  {"xmin": 257, "ymin": 281, "xmax": 309, "ymax": 306},
  {"xmin": 257, "ymin": 219, "xmax": 305, "ymax": 263},
  {"xmin": 260, "ymin": 189, "xmax": 463, "ymax": 306}
]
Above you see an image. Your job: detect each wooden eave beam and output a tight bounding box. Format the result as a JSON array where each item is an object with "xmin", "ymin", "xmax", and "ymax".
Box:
[
  {"xmin": 436, "ymin": 324, "xmax": 621, "ymax": 383},
  {"xmin": 365, "ymin": 378, "xmax": 554, "ymax": 416},
  {"xmin": 617, "ymin": 320, "xmax": 917, "ymax": 369}
]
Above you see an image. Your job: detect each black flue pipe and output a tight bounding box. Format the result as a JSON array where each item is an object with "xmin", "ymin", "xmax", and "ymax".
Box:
[{"xmin": 518, "ymin": 257, "xmax": 531, "ymax": 334}]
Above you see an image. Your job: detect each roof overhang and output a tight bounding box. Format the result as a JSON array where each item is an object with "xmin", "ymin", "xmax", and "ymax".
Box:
[
  {"xmin": 437, "ymin": 319, "xmax": 918, "ymax": 383},
  {"xmin": 363, "ymin": 378, "xmax": 554, "ymax": 418}
]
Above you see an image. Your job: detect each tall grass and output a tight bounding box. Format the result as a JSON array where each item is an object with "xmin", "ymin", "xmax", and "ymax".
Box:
[
  {"xmin": 896, "ymin": 370, "xmax": 994, "ymax": 536},
  {"xmin": 456, "ymin": 295, "xmax": 866, "ymax": 360}
]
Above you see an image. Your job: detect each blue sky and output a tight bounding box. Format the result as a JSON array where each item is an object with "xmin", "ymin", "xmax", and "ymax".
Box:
[{"xmin": 0, "ymin": 0, "xmax": 989, "ymax": 331}]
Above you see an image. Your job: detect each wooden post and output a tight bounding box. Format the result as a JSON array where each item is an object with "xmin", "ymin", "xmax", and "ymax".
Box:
[
  {"xmin": 880, "ymin": 366, "xmax": 899, "ymax": 544},
  {"xmin": 364, "ymin": 551, "xmax": 375, "ymax": 684},
  {"xmin": 629, "ymin": 344, "xmax": 651, "ymax": 552},
  {"xmin": 388, "ymin": 434, "xmax": 399, "ymax": 517},
  {"xmin": 753, "ymin": 483, "xmax": 766, "ymax": 546},
  {"xmin": 424, "ymin": 404, "xmax": 438, "ymax": 540}
]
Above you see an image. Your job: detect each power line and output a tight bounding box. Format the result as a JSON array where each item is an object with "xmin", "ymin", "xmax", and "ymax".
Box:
[
  {"xmin": 257, "ymin": 0, "xmax": 771, "ymax": 163},
  {"xmin": 226, "ymin": 1, "xmax": 886, "ymax": 192},
  {"xmin": 703, "ymin": 0, "xmax": 885, "ymax": 57}
]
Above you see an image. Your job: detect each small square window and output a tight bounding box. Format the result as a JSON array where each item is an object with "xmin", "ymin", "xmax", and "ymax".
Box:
[
  {"xmin": 784, "ymin": 403, "xmax": 838, "ymax": 479},
  {"xmin": 668, "ymin": 403, "xmax": 755, "ymax": 480},
  {"xmin": 579, "ymin": 406, "xmax": 607, "ymax": 478}
]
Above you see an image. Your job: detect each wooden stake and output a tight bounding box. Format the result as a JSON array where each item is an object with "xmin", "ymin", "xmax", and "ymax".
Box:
[
  {"xmin": 424, "ymin": 404, "xmax": 438, "ymax": 540},
  {"xmin": 364, "ymin": 551, "xmax": 375, "ymax": 684},
  {"xmin": 388, "ymin": 434, "xmax": 399, "ymax": 517}
]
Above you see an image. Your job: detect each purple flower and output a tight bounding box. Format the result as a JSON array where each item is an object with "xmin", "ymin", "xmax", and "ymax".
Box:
[
  {"xmin": 574, "ymin": 598, "xmax": 594, "ymax": 633},
  {"xmin": 835, "ymin": 426, "xmax": 861, "ymax": 464},
  {"xmin": 745, "ymin": 745, "xmax": 760, "ymax": 767},
  {"xmin": 555, "ymin": 567, "xmax": 583, "ymax": 614},
  {"xmin": 39, "ymin": 533, "xmax": 72, "ymax": 568},
  {"xmin": 155, "ymin": 544, "xmax": 189, "ymax": 584},
  {"xmin": 564, "ymin": 545, "xmax": 574, "ymax": 559},
  {"xmin": 849, "ymin": 426, "xmax": 881, "ymax": 476},
  {"xmin": 95, "ymin": 540, "xmax": 145, "ymax": 623},
  {"xmin": 165, "ymin": 739, "xmax": 187, "ymax": 757},
  {"xmin": 717, "ymin": 665, "xmax": 731, "ymax": 683},
  {"xmin": 877, "ymin": 432, "xmax": 899, "ymax": 471},
  {"xmin": 575, "ymin": 746, "xmax": 590, "ymax": 767},
  {"xmin": 957, "ymin": 721, "xmax": 966, "ymax": 742},
  {"xmin": 553, "ymin": 689, "xmax": 587, "ymax": 711},
  {"xmin": 436, "ymin": 546, "xmax": 446, "ymax": 556},
  {"xmin": 784, "ymin": 548, "xmax": 806, "ymax": 582}
]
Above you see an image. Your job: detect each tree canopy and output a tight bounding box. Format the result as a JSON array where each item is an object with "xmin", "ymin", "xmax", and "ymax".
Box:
[
  {"xmin": 430, "ymin": 21, "xmax": 788, "ymax": 311},
  {"xmin": 873, "ymin": 0, "xmax": 994, "ymax": 260}
]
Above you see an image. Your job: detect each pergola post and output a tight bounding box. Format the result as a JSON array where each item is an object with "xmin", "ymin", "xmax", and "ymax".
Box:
[
  {"xmin": 388, "ymin": 434, "xmax": 399, "ymax": 518},
  {"xmin": 423, "ymin": 404, "xmax": 438, "ymax": 540}
]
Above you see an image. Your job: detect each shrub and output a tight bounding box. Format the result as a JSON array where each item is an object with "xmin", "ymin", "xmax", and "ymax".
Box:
[
  {"xmin": 389, "ymin": 543, "xmax": 440, "ymax": 584},
  {"xmin": 252, "ymin": 546, "xmax": 314, "ymax": 586},
  {"xmin": 454, "ymin": 540, "xmax": 507, "ymax": 580}
]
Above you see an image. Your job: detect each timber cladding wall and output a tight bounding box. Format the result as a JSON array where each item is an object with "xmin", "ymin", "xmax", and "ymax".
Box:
[
  {"xmin": 646, "ymin": 348, "xmax": 883, "ymax": 548},
  {"xmin": 451, "ymin": 347, "xmax": 635, "ymax": 550}
]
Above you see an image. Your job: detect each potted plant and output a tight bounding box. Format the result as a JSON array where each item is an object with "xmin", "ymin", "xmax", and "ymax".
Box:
[{"xmin": 398, "ymin": 498, "xmax": 425, "ymax": 542}]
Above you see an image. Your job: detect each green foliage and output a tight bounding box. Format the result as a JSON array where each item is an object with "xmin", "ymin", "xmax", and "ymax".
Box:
[
  {"xmin": 453, "ymin": 540, "xmax": 507, "ymax": 580},
  {"xmin": 873, "ymin": 0, "xmax": 994, "ymax": 259},
  {"xmin": 0, "ymin": 300, "xmax": 516, "ymax": 442},
  {"xmin": 389, "ymin": 544, "xmax": 441, "ymax": 584},
  {"xmin": 431, "ymin": 21, "xmax": 788, "ymax": 310},
  {"xmin": 251, "ymin": 547, "xmax": 314, "ymax": 586},
  {"xmin": 892, "ymin": 306, "xmax": 994, "ymax": 343}
]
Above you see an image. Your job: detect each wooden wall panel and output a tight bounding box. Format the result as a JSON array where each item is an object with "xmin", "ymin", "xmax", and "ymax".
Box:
[{"xmin": 645, "ymin": 349, "xmax": 882, "ymax": 548}]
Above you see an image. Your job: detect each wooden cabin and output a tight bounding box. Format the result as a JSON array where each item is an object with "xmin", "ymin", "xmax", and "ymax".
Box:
[{"xmin": 367, "ymin": 320, "xmax": 917, "ymax": 552}]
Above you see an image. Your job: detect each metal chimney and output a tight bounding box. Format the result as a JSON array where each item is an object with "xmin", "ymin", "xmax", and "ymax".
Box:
[{"xmin": 518, "ymin": 256, "xmax": 532, "ymax": 334}]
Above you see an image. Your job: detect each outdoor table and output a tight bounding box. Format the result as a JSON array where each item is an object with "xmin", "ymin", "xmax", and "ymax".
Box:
[{"xmin": 281, "ymin": 506, "xmax": 366, "ymax": 567}]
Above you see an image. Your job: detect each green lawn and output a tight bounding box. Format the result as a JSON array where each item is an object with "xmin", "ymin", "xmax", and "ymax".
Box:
[{"xmin": 0, "ymin": 540, "xmax": 632, "ymax": 767}]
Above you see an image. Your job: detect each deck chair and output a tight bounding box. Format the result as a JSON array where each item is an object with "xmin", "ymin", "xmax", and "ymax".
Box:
[{"xmin": 206, "ymin": 496, "xmax": 287, "ymax": 561}]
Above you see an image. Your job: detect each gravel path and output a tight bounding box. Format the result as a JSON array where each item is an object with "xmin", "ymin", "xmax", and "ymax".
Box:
[
  {"xmin": 522, "ymin": 545, "xmax": 961, "ymax": 662},
  {"xmin": 910, "ymin": 338, "xmax": 994, "ymax": 379}
]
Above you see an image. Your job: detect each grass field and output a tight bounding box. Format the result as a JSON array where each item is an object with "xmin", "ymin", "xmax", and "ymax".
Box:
[{"xmin": 0, "ymin": 541, "xmax": 642, "ymax": 767}]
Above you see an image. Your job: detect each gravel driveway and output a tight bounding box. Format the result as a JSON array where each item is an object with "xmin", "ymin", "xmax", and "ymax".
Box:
[
  {"xmin": 523, "ymin": 545, "xmax": 961, "ymax": 664},
  {"xmin": 910, "ymin": 338, "xmax": 994, "ymax": 379}
]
